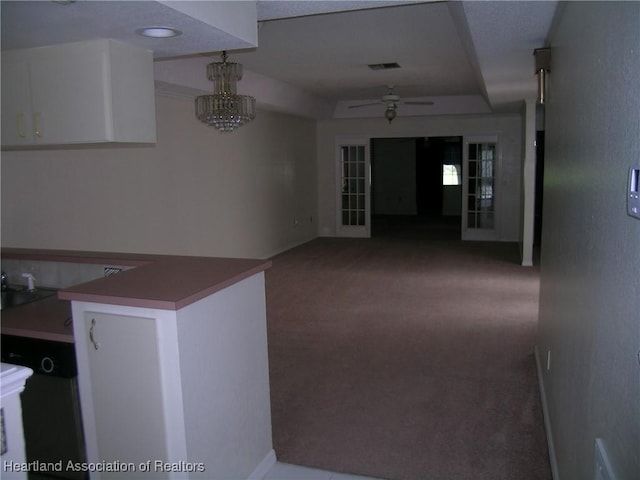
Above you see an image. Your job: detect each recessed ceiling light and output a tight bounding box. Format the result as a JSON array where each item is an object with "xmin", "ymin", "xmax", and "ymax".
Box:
[{"xmin": 136, "ymin": 27, "xmax": 182, "ymax": 38}]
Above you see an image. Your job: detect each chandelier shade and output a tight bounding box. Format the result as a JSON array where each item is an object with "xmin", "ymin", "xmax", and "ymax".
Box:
[{"xmin": 195, "ymin": 51, "xmax": 256, "ymax": 132}]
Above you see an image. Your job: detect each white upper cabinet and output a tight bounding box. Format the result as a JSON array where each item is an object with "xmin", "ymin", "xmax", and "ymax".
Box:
[{"xmin": 1, "ymin": 39, "xmax": 157, "ymax": 148}]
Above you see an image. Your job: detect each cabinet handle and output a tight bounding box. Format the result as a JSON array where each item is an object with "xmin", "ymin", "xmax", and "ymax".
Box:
[
  {"xmin": 89, "ymin": 318, "xmax": 100, "ymax": 350},
  {"xmin": 33, "ymin": 112, "xmax": 43, "ymax": 137},
  {"xmin": 17, "ymin": 113, "xmax": 26, "ymax": 138}
]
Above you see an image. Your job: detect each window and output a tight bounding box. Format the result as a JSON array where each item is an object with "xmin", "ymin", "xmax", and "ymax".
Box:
[{"xmin": 442, "ymin": 164, "xmax": 461, "ymax": 185}]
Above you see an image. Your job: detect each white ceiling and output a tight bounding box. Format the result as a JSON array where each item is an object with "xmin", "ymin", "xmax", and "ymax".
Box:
[{"xmin": 0, "ymin": 0, "xmax": 559, "ymax": 118}]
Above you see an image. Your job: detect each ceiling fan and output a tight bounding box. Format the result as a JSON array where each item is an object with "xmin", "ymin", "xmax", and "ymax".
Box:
[{"xmin": 348, "ymin": 86, "xmax": 434, "ymax": 123}]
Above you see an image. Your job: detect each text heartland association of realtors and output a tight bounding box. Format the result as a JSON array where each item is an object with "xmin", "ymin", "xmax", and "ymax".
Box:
[{"xmin": 3, "ymin": 460, "xmax": 206, "ymax": 474}]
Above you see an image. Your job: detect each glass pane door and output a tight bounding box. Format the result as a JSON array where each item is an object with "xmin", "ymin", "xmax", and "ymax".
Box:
[
  {"xmin": 341, "ymin": 145, "xmax": 366, "ymax": 226},
  {"xmin": 462, "ymin": 137, "xmax": 498, "ymax": 240},
  {"xmin": 336, "ymin": 138, "xmax": 370, "ymax": 237}
]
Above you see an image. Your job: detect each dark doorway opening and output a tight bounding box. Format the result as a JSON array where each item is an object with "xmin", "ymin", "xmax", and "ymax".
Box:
[
  {"xmin": 533, "ymin": 130, "xmax": 545, "ymax": 263},
  {"xmin": 371, "ymin": 136, "xmax": 462, "ymax": 239}
]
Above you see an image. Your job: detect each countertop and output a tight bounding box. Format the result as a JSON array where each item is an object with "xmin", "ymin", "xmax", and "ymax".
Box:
[
  {"xmin": 1, "ymin": 248, "xmax": 272, "ymax": 342},
  {"xmin": 2, "ymin": 296, "xmax": 74, "ymax": 343}
]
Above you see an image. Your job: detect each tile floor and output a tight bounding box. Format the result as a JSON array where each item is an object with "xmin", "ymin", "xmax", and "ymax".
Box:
[{"xmin": 264, "ymin": 462, "xmax": 384, "ymax": 480}]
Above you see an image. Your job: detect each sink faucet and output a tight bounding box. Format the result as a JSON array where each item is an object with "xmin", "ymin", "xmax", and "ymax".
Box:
[
  {"xmin": 1, "ymin": 272, "xmax": 7, "ymax": 290},
  {"xmin": 22, "ymin": 273, "xmax": 36, "ymax": 292}
]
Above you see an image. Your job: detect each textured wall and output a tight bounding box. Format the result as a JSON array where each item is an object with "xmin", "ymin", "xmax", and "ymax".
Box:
[
  {"xmin": 537, "ymin": 2, "xmax": 640, "ymax": 479},
  {"xmin": 1, "ymin": 95, "xmax": 317, "ymax": 259}
]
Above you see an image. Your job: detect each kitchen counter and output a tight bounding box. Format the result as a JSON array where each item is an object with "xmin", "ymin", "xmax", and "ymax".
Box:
[
  {"xmin": 57, "ymin": 255, "xmax": 271, "ymax": 310},
  {"xmin": 1, "ymin": 248, "xmax": 272, "ymax": 341},
  {"xmin": 3, "ymin": 248, "xmax": 275, "ymax": 478},
  {"xmin": 1, "ymin": 296, "xmax": 73, "ymax": 343}
]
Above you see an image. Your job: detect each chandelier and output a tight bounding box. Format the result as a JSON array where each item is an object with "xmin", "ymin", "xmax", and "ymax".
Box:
[{"xmin": 195, "ymin": 51, "xmax": 256, "ymax": 132}]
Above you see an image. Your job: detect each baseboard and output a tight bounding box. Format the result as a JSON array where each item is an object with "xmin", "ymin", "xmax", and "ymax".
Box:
[
  {"xmin": 261, "ymin": 237, "xmax": 317, "ymax": 260},
  {"xmin": 246, "ymin": 449, "xmax": 277, "ymax": 480},
  {"xmin": 534, "ymin": 345, "xmax": 560, "ymax": 480}
]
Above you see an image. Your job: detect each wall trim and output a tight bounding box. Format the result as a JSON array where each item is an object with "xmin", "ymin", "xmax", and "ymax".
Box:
[
  {"xmin": 260, "ymin": 237, "xmax": 318, "ymax": 260},
  {"xmin": 534, "ymin": 345, "xmax": 560, "ymax": 480},
  {"xmin": 246, "ymin": 449, "xmax": 277, "ymax": 480}
]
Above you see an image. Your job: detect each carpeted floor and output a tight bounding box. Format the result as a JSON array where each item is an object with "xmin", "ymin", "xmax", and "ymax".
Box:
[{"xmin": 265, "ymin": 216, "xmax": 551, "ymax": 480}]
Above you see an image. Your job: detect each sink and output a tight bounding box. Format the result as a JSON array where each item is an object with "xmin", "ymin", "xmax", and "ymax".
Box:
[{"xmin": 0, "ymin": 287, "xmax": 57, "ymax": 311}]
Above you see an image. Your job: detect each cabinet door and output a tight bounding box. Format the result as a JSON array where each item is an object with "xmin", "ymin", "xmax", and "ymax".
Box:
[
  {"xmin": 30, "ymin": 42, "xmax": 112, "ymax": 145},
  {"xmin": 2, "ymin": 40, "xmax": 156, "ymax": 147},
  {"xmin": 84, "ymin": 312, "xmax": 168, "ymax": 478},
  {"xmin": 1, "ymin": 55, "xmax": 34, "ymax": 145}
]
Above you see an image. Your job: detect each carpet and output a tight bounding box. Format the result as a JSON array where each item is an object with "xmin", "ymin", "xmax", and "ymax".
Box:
[{"xmin": 265, "ymin": 218, "xmax": 551, "ymax": 480}]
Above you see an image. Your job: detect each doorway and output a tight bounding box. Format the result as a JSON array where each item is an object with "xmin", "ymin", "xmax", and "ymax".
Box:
[
  {"xmin": 533, "ymin": 130, "xmax": 544, "ymax": 250},
  {"xmin": 371, "ymin": 136, "xmax": 462, "ymax": 238},
  {"xmin": 534, "ymin": 130, "xmax": 545, "ymax": 263}
]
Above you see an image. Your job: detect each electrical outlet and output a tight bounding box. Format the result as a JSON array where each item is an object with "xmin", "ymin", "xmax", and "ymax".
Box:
[{"xmin": 104, "ymin": 267, "xmax": 122, "ymax": 277}]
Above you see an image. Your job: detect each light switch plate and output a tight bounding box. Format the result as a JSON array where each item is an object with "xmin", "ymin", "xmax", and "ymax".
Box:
[{"xmin": 628, "ymin": 165, "xmax": 640, "ymax": 219}]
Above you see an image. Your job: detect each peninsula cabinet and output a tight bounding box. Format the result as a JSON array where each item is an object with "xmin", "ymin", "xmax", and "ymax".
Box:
[
  {"xmin": 68, "ymin": 272, "xmax": 274, "ymax": 480},
  {"xmin": 1, "ymin": 39, "xmax": 156, "ymax": 148}
]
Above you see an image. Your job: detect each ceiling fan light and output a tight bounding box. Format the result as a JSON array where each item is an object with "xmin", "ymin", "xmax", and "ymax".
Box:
[{"xmin": 384, "ymin": 107, "xmax": 397, "ymax": 123}]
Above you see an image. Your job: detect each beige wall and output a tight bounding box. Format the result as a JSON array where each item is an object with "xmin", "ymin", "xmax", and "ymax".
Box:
[
  {"xmin": 537, "ymin": 2, "xmax": 640, "ymax": 479},
  {"xmin": 317, "ymin": 114, "xmax": 523, "ymax": 241},
  {"xmin": 1, "ymin": 95, "xmax": 318, "ymax": 259}
]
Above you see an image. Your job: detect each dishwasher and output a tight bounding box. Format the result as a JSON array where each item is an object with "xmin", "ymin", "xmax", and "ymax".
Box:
[{"xmin": 1, "ymin": 334, "xmax": 88, "ymax": 480}]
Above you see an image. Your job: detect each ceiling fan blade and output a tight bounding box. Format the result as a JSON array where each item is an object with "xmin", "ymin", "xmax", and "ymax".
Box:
[
  {"xmin": 403, "ymin": 101, "xmax": 434, "ymax": 106},
  {"xmin": 348, "ymin": 102, "xmax": 381, "ymax": 109}
]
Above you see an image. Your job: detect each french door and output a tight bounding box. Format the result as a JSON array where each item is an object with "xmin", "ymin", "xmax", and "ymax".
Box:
[
  {"xmin": 462, "ymin": 136, "xmax": 499, "ymax": 240},
  {"xmin": 335, "ymin": 137, "xmax": 371, "ymax": 237}
]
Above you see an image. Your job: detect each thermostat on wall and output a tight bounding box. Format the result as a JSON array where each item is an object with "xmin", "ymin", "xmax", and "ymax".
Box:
[{"xmin": 628, "ymin": 165, "xmax": 640, "ymax": 219}]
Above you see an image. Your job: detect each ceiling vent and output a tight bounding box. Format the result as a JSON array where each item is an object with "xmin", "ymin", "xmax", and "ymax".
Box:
[{"xmin": 368, "ymin": 62, "xmax": 401, "ymax": 71}]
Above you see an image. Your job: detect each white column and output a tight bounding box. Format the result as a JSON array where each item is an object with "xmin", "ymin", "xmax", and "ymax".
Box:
[{"xmin": 1, "ymin": 363, "xmax": 34, "ymax": 480}]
